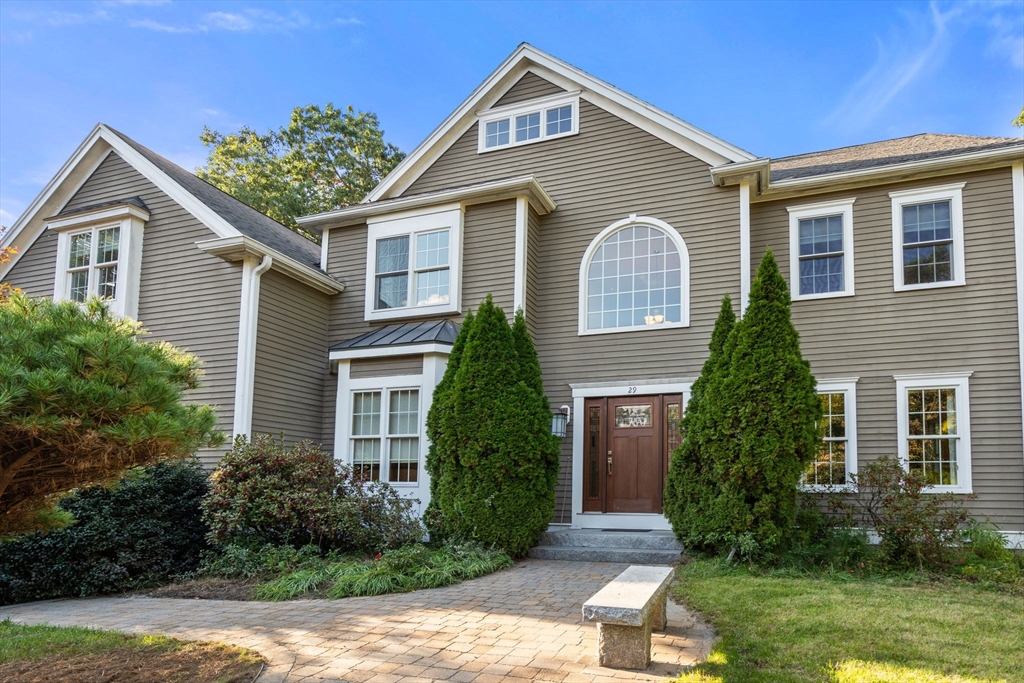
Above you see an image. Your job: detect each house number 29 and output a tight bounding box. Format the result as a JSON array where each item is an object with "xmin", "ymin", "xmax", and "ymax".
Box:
[{"xmin": 627, "ymin": 387, "xmax": 637, "ymax": 394}]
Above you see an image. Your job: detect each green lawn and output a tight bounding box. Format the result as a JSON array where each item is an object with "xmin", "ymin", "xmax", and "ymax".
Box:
[
  {"xmin": 0, "ymin": 620, "xmax": 181, "ymax": 662},
  {"xmin": 672, "ymin": 559, "xmax": 1024, "ymax": 683}
]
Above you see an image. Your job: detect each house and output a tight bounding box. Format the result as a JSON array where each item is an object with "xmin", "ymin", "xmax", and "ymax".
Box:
[{"xmin": 3, "ymin": 45, "xmax": 1023, "ymax": 545}]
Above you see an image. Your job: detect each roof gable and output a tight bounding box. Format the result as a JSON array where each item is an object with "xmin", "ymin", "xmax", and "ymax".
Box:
[
  {"xmin": 2, "ymin": 124, "xmax": 321, "ymax": 275},
  {"xmin": 363, "ymin": 44, "xmax": 755, "ymax": 202}
]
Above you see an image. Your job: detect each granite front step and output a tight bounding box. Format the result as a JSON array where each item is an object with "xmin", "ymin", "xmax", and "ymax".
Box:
[
  {"xmin": 536, "ymin": 530, "xmax": 683, "ymax": 551},
  {"xmin": 527, "ymin": 545, "xmax": 681, "ymax": 564}
]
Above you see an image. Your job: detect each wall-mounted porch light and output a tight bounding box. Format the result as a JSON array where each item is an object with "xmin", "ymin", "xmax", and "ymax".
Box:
[{"xmin": 551, "ymin": 404, "xmax": 571, "ymax": 438}]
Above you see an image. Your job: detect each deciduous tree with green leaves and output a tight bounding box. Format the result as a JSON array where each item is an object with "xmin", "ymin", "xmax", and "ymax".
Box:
[
  {"xmin": 0, "ymin": 294, "xmax": 223, "ymax": 536},
  {"xmin": 196, "ymin": 104, "xmax": 405, "ymax": 235},
  {"xmin": 425, "ymin": 299, "xmax": 559, "ymax": 556}
]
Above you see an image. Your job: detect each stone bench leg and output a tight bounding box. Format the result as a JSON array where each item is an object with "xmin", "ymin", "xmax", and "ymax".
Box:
[
  {"xmin": 597, "ymin": 620, "xmax": 652, "ymax": 670},
  {"xmin": 649, "ymin": 588, "xmax": 668, "ymax": 632}
]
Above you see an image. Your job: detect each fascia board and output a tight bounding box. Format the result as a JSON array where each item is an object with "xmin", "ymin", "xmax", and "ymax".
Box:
[
  {"xmin": 365, "ymin": 44, "xmax": 755, "ymax": 202},
  {"xmin": 298, "ymin": 175, "xmax": 556, "ymax": 230},
  {"xmin": 196, "ymin": 235, "xmax": 343, "ymax": 294}
]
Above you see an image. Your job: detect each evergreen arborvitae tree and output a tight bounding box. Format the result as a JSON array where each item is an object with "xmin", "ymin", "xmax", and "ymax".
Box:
[
  {"xmin": 427, "ymin": 297, "xmax": 559, "ymax": 556},
  {"xmin": 423, "ymin": 310, "xmax": 474, "ymax": 543},
  {"xmin": 702, "ymin": 250, "xmax": 821, "ymax": 556},
  {"xmin": 663, "ymin": 294, "xmax": 735, "ymax": 545}
]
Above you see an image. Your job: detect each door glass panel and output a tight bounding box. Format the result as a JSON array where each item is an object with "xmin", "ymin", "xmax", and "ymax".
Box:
[
  {"xmin": 666, "ymin": 403, "xmax": 681, "ymax": 456},
  {"xmin": 615, "ymin": 405, "xmax": 651, "ymax": 427},
  {"xmin": 588, "ymin": 406, "xmax": 601, "ymax": 499}
]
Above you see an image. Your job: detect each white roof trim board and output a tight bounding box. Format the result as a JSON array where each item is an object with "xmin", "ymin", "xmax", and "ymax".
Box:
[
  {"xmin": 364, "ymin": 43, "xmax": 756, "ymax": 202},
  {"xmin": 1, "ymin": 123, "xmax": 243, "ymax": 275}
]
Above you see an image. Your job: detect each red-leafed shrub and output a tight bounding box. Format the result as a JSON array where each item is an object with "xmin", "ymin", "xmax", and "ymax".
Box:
[{"xmin": 202, "ymin": 434, "xmax": 422, "ymax": 555}]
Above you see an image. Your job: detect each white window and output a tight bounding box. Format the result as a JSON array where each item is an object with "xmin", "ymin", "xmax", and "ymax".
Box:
[
  {"xmin": 349, "ymin": 386, "xmax": 421, "ymax": 485},
  {"xmin": 895, "ymin": 372, "xmax": 973, "ymax": 494},
  {"xmin": 578, "ymin": 215, "xmax": 690, "ymax": 335},
  {"xmin": 787, "ymin": 198, "xmax": 855, "ymax": 300},
  {"xmin": 801, "ymin": 379, "xmax": 858, "ymax": 491},
  {"xmin": 477, "ymin": 92, "xmax": 580, "ymax": 153},
  {"xmin": 50, "ymin": 201, "xmax": 148, "ymax": 319},
  {"xmin": 364, "ymin": 206, "xmax": 462, "ymax": 321},
  {"xmin": 890, "ymin": 183, "xmax": 966, "ymax": 291}
]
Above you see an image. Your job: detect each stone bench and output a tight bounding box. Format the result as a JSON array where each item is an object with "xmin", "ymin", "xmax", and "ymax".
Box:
[{"xmin": 582, "ymin": 565, "xmax": 674, "ymax": 670}]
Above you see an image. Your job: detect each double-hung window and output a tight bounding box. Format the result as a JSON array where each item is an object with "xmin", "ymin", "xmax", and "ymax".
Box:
[
  {"xmin": 787, "ymin": 198, "xmax": 855, "ymax": 300},
  {"xmin": 49, "ymin": 199, "xmax": 148, "ymax": 319},
  {"xmin": 365, "ymin": 207, "xmax": 462, "ymax": 321},
  {"xmin": 477, "ymin": 92, "xmax": 580, "ymax": 152},
  {"xmin": 895, "ymin": 372, "xmax": 972, "ymax": 493},
  {"xmin": 890, "ymin": 183, "xmax": 965, "ymax": 291},
  {"xmin": 350, "ymin": 387, "xmax": 421, "ymax": 484},
  {"xmin": 800, "ymin": 380, "xmax": 858, "ymax": 491}
]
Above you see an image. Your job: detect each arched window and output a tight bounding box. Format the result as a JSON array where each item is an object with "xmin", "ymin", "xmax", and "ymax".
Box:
[{"xmin": 578, "ymin": 215, "xmax": 690, "ymax": 335}]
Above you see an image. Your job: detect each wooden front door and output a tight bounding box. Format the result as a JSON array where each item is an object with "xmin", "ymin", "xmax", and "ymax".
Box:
[{"xmin": 582, "ymin": 394, "xmax": 683, "ymax": 514}]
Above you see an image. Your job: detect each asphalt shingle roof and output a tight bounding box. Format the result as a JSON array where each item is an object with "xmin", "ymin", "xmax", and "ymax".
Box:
[
  {"xmin": 331, "ymin": 320, "xmax": 460, "ymax": 350},
  {"xmin": 105, "ymin": 125, "xmax": 322, "ymax": 268},
  {"xmin": 770, "ymin": 133, "xmax": 1023, "ymax": 182},
  {"xmin": 57, "ymin": 196, "xmax": 149, "ymax": 217}
]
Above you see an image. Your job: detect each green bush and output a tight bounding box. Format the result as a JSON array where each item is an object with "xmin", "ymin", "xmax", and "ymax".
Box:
[
  {"xmin": 199, "ymin": 543, "xmax": 342, "ymax": 580},
  {"xmin": 425, "ymin": 299, "xmax": 560, "ymax": 557},
  {"xmin": 0, "ymin": 460, "xmax": 210, "ymax": 605},
  {"xmin": 663, "ymin": 294, "xmax": 735, "ymax": 546},
  {"xmin": 202, "ymin": 434, "xmax": 422, "ymax": 555},
  {"xmin": 783, "ymin": 498, "xmax": 870, "ymax": 572},
  {"xmin": 253, "ymin": 542, "xmax": 513, "ymax": 601}
]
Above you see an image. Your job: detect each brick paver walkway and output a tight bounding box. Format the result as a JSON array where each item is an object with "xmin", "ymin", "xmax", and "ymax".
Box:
[{"xmin": 0, "ymin": 559, "xmax": 713, "ymax": 683}]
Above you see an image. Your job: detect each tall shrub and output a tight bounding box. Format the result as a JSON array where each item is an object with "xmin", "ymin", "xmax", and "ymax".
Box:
[
  {"xmin": 702, "ymin": 250, "xmax": 821, "ymax": 556},
  {"xmin": 427, "ymin": 297, "xmax": 559, "ymax": 556},
  {"xmin": 663, "ymin": 294, "xmax": 735, "ymax": 544},
  {"xmin": 0, "ymin": 460, "xmax": 210, "ymax": 605}
]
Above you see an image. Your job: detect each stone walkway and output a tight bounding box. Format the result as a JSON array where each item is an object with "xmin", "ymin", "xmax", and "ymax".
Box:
[{"xmin": 0, "ymin": 559, "xmax": 713, "ymax": 683}]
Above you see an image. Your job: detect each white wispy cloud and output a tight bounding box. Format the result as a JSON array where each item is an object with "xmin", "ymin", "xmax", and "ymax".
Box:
[
  {"xmin": 127, "ymin": 17, "xmax": 191, "ymax": 33},
  {"xmin": 335, "ymin": 17, "xmax": 363, "ymax": 26},
  {"xmin": 128, "ymin": 8, "xmax": 315, "ymax": 34},
  {"xmin": 983, "ymin": 6, "xmax": 1024, "ymax": 69}
]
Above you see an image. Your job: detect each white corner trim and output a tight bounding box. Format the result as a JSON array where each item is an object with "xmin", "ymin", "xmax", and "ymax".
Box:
[
  {"xmin": 514, "ymin": 196, "xmax": 528, "ymax": 315},
  {"xmin": 328, "ymin": 343, "xmax": 453, "ymax": 362},
  {"xmin": 476, "ymin": 91, "xmax": 580, "ymax": 153},
  {"xmin": 739, "ymin": 180, "xmax": 751, "ymax": 313},
  {"xmin": 577, "ymin": 214, "xmax": 691, "ymax": 336},
  {"xmin": 320, "ymin": 227, "xmax": 330, "ymax": 271},
  {"xmin": 1012, "ymin": 162, "xmax": 1024, "ymax": 475},
  {"xmin": 894, "ymin": 371, "xmax": 973, "ymax": 495},
  {"xmin": 195, "ymin": 235, "xmax": 342, "ymax": 294},
  {"xmin": 890, "ymin": 182, "xmax": 966, "ymax": 292},
  {"xmin": 364, "ymin": 45, "xmax": 754, "ymax": 202},
  {"xmin": 232, "ymin": 254, "xmax": 273, "ymax": 438},
  {"xmin": 787, "ymin": 197, "xmax": 856, "ymax": 302}
]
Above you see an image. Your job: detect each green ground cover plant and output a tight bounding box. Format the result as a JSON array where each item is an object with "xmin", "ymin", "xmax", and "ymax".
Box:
[
  {"xmin": 672, "ymin": 558, "xmax": 1024, "ymax": 683},
  {"xmin": 253, "ymin": 542, "xmax": 512, "ymax": 601}
]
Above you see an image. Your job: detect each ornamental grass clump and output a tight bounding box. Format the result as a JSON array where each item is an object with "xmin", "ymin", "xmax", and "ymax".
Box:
[{"xmin": 424, "ymin": 298, "xmax": 560, "ymax": 557}]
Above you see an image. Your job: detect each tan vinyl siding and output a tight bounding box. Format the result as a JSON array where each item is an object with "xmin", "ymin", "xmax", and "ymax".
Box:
[
  {"xmin": 525, "ymin": 205, "xmax": 541, "ymax": 336},
  {"xmin": 252, "ymin": 269, "xmax": 330, "ymax": 445},
  {"xmin": 462, "ymin": 199, "xmax": 516, "ymax": 315},
  {"xmin": 4, "ymin": 229, "xmax": 58, "ymax": 298},
  {"xmin": 350, "ymin": 355, "xmax": 424, "ymax": 379},
  {"xmin": 406, "ymin": 100, "xmax": 741, "ymax": 522},
  {"xmin": 62, "ymin": 152, "xmax": 242, "ymax": 451},
  {"xmin": 492, "ymin": 72, "xmax": 565, "ymax": 107},
  {"xmin": 751, "ymin": 167, "xmax": 1024, "ymax": 530}
]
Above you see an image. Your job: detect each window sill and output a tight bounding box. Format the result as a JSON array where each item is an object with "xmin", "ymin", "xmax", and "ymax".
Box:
[
  {"xmin": 365, "ymin": 303, "xmax": 459, "ymax": 322},
  {"xmin": 792, "ymin": 289, "xmax": 855, "ymax": 302},
  {"xmin": 478, "ymin": 129, "xmax": 578, "ymax": 154},
  {"xmin": 798, "ymin": 484, "xmax": 857, "ymax": 494},
  {"xmin": 894, "ymin": 279, "xmax": 966, "ymax": 293},
  {"xmin": 578, "ymin": 321, "xmax": 689, "ymax": 337},
  {"xmin": 922, "ymin": 485, "xmax": 973, "ymax": 495}
]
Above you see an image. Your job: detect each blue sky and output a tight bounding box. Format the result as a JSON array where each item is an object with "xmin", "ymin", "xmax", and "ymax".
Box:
[{"xmin": 1, "ymin": 1, "xmax": 1021, "ymax": 227}]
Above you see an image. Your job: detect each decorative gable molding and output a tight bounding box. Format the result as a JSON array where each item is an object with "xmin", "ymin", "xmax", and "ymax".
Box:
[{"xmin": 363, "ymin": 43, "xmax": 756, "ymax": 203}]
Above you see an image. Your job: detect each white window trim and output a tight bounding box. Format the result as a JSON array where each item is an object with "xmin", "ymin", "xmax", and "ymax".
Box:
[
  {"xmin": 477, "ymin": 91, "xmax": 581, "ymax": 153},
  {"xmin": 49, "ymin": 202, "xmax": 148, "ymax": 319},
  {"xmin": 364, "ymin": 205, "xmax": 463, "ymax": 322},
  {"xmin": 890, "ymin": 183, "xmax": 966, "ymax": 292},
  {"xmin": 347, "ymin": 376, "xmax": 425, "ymax": 488},
  {"xmin": 577, "ymin": 214, "xmax": 690, "ymax": 336},
  {"xmin": 894, "ymin": 371, "xmax": 973, "ymax": 494},
  {"xmin": 787, "ymin": 198, "xmax": 856, "ymax": 301},
  {"xmin": 800, "ymin": 377, "xmax": 859, "ymax": 492}
]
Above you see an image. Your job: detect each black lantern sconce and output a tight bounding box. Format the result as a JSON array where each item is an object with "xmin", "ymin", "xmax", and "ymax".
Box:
[{"xmin": 551, "ymin": 404, "xmax": 571, "ymax": 438}]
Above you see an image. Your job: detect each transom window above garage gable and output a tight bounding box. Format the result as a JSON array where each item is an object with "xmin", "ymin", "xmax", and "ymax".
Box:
[{"xmin": 477, "ymin": 92, "xmax": 580, "ymax": 153}]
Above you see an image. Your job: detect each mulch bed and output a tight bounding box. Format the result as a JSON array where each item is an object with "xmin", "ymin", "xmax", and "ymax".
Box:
[
  {"xmin": 144, "ymin": 577, "xmax": 260, "ymax": 601},
  {"xmin": 0, "ymin": 642, "xmax": 265, "ymax": 683}
]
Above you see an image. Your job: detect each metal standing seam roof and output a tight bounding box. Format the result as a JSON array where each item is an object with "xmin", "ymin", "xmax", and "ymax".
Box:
[{"xmin": 331, "ymin": 319, "xmax": 460, "ymax": 350}]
